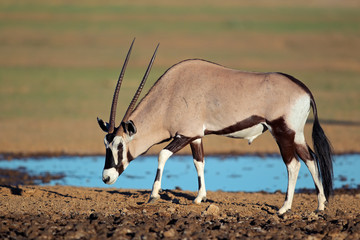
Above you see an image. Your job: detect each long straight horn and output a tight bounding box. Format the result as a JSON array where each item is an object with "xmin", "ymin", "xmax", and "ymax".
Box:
[
  {"xmin": 119, "ymin": 43, "xmax": 159, "ymax": 132},
  {"xmin": 108, "ymin": 38, "xmax": 135, "ymax": 134}
]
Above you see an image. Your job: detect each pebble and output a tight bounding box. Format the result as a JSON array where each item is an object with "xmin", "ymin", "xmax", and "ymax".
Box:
[
  {"xmin": 167, "ymin": 207, "xmax": 176, "ymax": 214},
  {"xmin": 307, "ymin": 212, "xmax": 319, "ymax": 221},
  {"xmin": 202, "ymin": 204, "xmax": 220, "ymax": 216},
  {"xmin": 163, "ymin": 228, "xmax": 176, "ymax": 238}
]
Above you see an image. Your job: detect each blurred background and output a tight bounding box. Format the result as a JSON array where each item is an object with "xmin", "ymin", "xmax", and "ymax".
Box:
[{"xmin": 0, "ymin": 0, "xmax": 359, "ymax": 156}]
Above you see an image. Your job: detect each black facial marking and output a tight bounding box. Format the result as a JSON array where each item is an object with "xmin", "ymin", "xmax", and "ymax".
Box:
[
  {"xmin": 104, "ymin": 148, "xmax": 116, "ymax": 169},
  {"xmin": 117, "ymin": 143, "xmax": 124, "ymax": 164}
]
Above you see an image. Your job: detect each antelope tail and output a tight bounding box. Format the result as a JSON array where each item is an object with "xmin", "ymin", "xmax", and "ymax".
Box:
[{"xmin": 310, "ymin": 98, "xmax": 334, "ymax": 201}]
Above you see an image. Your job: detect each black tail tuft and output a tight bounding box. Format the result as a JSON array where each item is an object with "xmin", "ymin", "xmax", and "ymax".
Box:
[{"xmin": 311, "ymin": 99, "xmax": 334, "ymax": 200}]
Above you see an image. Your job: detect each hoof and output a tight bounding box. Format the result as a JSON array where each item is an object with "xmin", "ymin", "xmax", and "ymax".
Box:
[
  {"xmin": 277, "ymin": 209, "xmax": 292, "ymax": 217},
  {"xmin": 193, "ymin": 196, "xmax": 207, "ymax": 204},
  {"xmin": 148, "ymin": 196, "xmax": 160, "ymax": 204},
  {"xmin": 314, "ymin": 209, "xmax": 324, "ymax": 214}
]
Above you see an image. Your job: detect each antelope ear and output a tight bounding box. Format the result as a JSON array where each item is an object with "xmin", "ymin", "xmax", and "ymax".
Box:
[
  {"xmin": 97, "ymin": 117, "xmax": 109, "ymax": 132},
  {"xmin": 122, "ymin": 120, "xmax": 137, "ymax": 137}
]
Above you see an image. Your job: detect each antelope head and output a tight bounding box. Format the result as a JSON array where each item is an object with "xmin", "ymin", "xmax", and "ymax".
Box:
[{"xmin": 97, "ymin": 39, "xmax": 159, "ymax": 185}]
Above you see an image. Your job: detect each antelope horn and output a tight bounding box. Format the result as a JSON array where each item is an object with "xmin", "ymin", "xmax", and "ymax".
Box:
[
  {"xmin": 108, "ymin": 38, "xmax": 135, "ymax": 134},
  {"xmin": 118, "ymin": 43, "xmax": 159, "ymax": 134}
]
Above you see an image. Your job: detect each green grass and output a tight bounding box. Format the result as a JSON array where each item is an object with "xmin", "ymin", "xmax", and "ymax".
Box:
[
  {"xmin": 1, "ymin": 2, "xmax": 359, "ymax": 34},
  {"xmin": 0, "ymin": 66, "xmax": 166, "ymax": 120}
]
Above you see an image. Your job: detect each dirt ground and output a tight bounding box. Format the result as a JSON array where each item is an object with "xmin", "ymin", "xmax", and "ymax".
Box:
[
  {"xmin": 1, "ymin": 183, "xmax": 359, "ymax": 239},
  {"xmin": 1, "ymin": 1, "xmax": 360, "ymax": 239}
]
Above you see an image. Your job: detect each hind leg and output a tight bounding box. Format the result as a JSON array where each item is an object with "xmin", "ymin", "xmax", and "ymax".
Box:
[
  {"xmin": 279, "ymin": 158, "xmax": 301, "ymax": 214},
  {"xmin": 269, "ymin": 118, "xmax": 300, "ymax": 214},
  {"xmin": 295, "ymin": 143, "xmax": 327, "ymax": 211},
  {"xmin": 190, "ymin": 138, "xmax": 207, "ymax": 204}
]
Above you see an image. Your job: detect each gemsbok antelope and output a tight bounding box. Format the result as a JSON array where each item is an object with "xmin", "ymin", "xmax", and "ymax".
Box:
[{"xmin": 97, "ymin": 39, "xmax": 333, "ymax": 214}]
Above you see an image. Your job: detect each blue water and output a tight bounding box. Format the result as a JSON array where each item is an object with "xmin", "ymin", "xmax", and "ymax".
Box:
[{"xmin": 1, "ymin": 154, "xmax": 359, "ymax": 192}]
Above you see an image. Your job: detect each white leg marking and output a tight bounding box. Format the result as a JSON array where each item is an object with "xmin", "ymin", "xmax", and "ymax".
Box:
[
  {"xmin": 305, "ymin": 159, "xmax": 327, "ymax": 211},
  {"xmin": 279, "ymin": 159, "xmax": 301, "ymax": 214},
  {"xmin": 150, "ymin": 149, "xmax": 173, "ymax": 200},
  {"xmin": 193, "ymin": 158, "xmax": 206, "ymax": 204}
]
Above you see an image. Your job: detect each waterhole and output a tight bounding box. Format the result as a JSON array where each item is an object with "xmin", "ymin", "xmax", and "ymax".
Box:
[{"xmin": 1, "ymin": 154, "xmax": 359, "ymax": 192}]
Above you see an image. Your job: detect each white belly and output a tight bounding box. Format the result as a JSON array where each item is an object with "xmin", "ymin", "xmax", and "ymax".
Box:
[{"xmin": 223, "ymin": 123, "xmax": 265, "ymax": 144}]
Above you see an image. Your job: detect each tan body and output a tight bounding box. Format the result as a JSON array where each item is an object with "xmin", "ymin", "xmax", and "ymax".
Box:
[
  {"xmin": 98, "ymin": 43, "xmax": 333, "ymax": 214},
  {"xmin": 129, "ymin": 59, "xmax": 308, "ymax": 157}
]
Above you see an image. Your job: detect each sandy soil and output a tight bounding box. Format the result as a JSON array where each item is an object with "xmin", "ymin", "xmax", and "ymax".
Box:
[{"xmin": 1, "ymin": 184, "xmax": 359, "ymax": 239}]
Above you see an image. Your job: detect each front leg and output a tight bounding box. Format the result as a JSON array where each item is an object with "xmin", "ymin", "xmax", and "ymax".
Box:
[
  {"xmin": 149, "ymin": 135, "xmax": 194, "ymax": 203},
  {"xmin": 190, "ymin": 138, "xmax": 207, "ymax": 204},
  {"xmin": 149, "ymin": 149, "xmax": 173, "ymax": 202}
]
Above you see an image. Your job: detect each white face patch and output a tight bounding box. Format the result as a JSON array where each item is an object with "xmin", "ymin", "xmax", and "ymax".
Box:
[
  {"xmin": 111, "ymin": 136, "xmax": 123, "ymax": 165},
  {"xmin": 102, "ymin": 135, "xmax": 130, "ymax": 182}
]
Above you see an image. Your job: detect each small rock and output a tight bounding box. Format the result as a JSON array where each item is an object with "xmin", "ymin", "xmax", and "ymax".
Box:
[
  {"xmin": 279, "ymin": 213, "xmax": 288, "ymax": 220},
  {"xmin": 114, "ymin": 227, "xmax": 132, "ymax": 235},
  {"xmin": 65, "ymin": 230, "xmax": 87, "ymax": 240},
  {"xmin": 202, "ymin": 204, "xmax": 220, "ymax": 216},
  {"xmin": 268, "ymin": 215, "xmax": 280, "ymax": 224},
  {"xmin": 24, "ymin": 188, "xmax": 35, "ymax": 194},
  {"xmin": 167, "ymin": 207, "xmax": 176, "ymax": 214},
  {"xmin": 163, "ymin": 228, "xmax": 176, "ymax": 238},
  {"xmin": 120, "ymin": 208, "xmax": 128, "ymax": 215},
  {"xmin": 308, "ymin": 211, "xmax": 319, "ymax": 221},
  {"xmin": 187, "ymin": 211, "xmax": 199, "ymax": 218}
]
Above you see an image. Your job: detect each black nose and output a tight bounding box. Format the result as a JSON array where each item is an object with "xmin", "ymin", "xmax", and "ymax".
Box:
[{"xmin": 103, "ymin": 176, "xmax": 110, "ymax": 184}]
